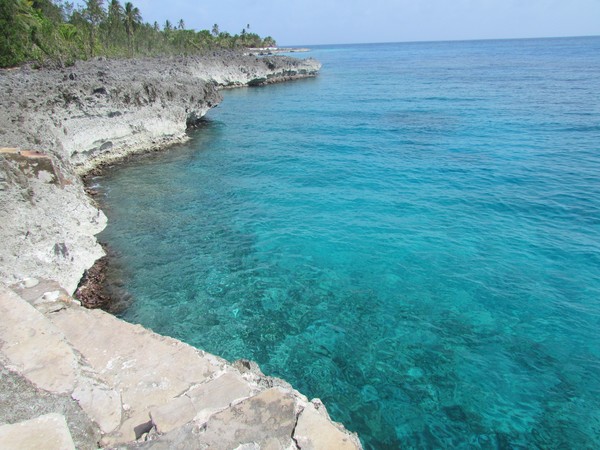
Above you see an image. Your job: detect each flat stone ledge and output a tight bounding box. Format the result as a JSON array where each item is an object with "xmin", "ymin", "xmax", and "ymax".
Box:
[
  {"xmin": 0, "ymin": 285, "xmax": 78, "ymax": 394},
  {"xmin": 186, "ymin": 371, "xmax": 255, "ymax": 424},
  {"xmin": 0, "ymin": 286, "xmax": 361, "ymax": 449},
  {"xmin": 197, "ymin": 387, "xmax": 298, "ymax": 449},
  {"xmin": 136, "ymin": 388, "xmax": 298, "ymax": 449},
  {"xmin": 0, "ymin": 413, "xmax": 76, "ymax": 450},
  {"xmin": 294, "ymin": 400, "xmax": 362, "ymax": 450},
  {"xmin": 48, "ymin": 304, "xmax": 224, "ymax": 445},
  {"xmin": 72, "ymin": 374, "xmax": 122, "ymax": 434},
  {"xmin": 150, "ymin": 396, "xmax": 196, "ymax": 434}
]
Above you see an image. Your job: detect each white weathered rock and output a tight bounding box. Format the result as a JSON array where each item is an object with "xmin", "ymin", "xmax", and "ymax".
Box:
[
  {"xmin": 35, "ymin": 289, "xmax": 61, "ymax": 303},
  {"xmin": 11, "ymin": 278, "xmax": 70, "ymax": 305},
  {"xmin": 72, "ymin": 374, "xmax": 122, "ymax": 434},
  {"xmin": 186, "ymin": 371, "xmax": 255, "ymax": 424},
  {"xmin": 198, "ymin": 388, "xmax": 297, "ymax": 449},
  {"xmin": 0, "ymin": 285, "xmax": 78, "ymax": 394},
  {"xmin": 150, "ymin": 395, "xmax": 196, "ymax": 434},
  {"xmin": 21, "ymin": 277, "xmax": 40, "ymax": 288},
  {"xmin": 48, "ymin": 304, "xmax": 224, "ymax": 444},
  {"xmin": 0, "ymin": 151, "xmax": 107, "ymax": 295},
  {"xmin": 0, "ymin": 413, "xmax": 76, "ymax": 450},
  {"xmin": 233, "ymin": 444, "xmax": 261, "ymax": 450},
  {"xmin": 294, "ymin": 400, "xmax": 362, "ymax": 450}
]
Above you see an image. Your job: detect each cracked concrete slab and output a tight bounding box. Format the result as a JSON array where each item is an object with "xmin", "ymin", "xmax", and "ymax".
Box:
[
  {"xmin": 134, "ymin": 388, "xmax": 298, "ymax": 450},
  {"xmin": 150, "ymin": 395, "xmax": 196, "ymax": 434},
  {"xmin": 72, "ymin": 374, "xmax": 122, "ymax": 434},
  {"xmin": 195, "ymin": 387, "xmax": 298, "ymax": 450}
]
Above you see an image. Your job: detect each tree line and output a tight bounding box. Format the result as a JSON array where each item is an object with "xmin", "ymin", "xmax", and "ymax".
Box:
[{"xmin": 0, "ymin": 0, "xmax": 278, "ymax": 68}]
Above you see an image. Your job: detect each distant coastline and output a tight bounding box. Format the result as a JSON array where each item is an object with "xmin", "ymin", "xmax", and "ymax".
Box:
[{"xmin": 245, "ymin": 47, "xmax": 312, "ymax": 56}]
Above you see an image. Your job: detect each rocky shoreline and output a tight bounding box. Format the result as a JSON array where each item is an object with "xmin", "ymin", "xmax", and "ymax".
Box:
[
  {"xmin": 0, "ymin": 53, "xmax": 363, "ymax": 448},
  {"xmin": 0, "ymin": 52, "xmax": 321, "ymax": 294}
]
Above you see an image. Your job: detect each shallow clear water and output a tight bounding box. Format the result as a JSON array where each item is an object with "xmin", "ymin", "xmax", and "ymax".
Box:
[{"xmin": 97, "ymin": 37, "xmax": 600, "ymax": 448}]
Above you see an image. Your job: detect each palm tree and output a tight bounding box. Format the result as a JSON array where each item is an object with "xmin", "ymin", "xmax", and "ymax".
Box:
[
  {"xmin": 83, "ymin": 0, "xmax": 105, "ymax": 57},
  {"xmin": 123, "ymin": 1, "xmax": 141, "ymax": 57},
  {"xmin": 178, "ymin": 18, "xmax": 184, "ymax": 30},
  {"xmin": 211, "ymin": 23, "xmax": 219, "ymax": 37},
  {"xmin": 262, "ymin": 36, "xmax": 276, "ymax": 48},
  {"xmin": 106, "ymin": 0, "xmax": 123, "ymax": 48},
  {"xmin": 107, "ymin": 0, "xmax": 123, "ymax": 29}
]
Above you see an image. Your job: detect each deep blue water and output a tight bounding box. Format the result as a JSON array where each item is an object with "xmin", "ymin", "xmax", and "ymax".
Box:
[{"xmin": 96, "ymin": 37, "xmax": 600, "ymax": 449}]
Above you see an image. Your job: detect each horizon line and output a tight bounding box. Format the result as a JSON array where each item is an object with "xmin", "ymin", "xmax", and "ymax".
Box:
[{"xmin": 283, "ymin": 33, "xmax": 600, "ymax": 49}]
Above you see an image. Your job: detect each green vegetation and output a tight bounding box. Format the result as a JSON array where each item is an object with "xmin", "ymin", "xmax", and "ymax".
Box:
[{"xmin": 0, "ymin": 0, "xmax": 278, "ymax": 68}]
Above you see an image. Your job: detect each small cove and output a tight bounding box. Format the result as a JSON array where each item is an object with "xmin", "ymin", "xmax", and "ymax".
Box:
[{"xmin": 96, "ymin": 38, "xmax": 600, "ymax": 448}]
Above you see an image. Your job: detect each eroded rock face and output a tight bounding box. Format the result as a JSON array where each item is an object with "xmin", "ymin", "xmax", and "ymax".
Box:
[
  {"xmin": 0, "ymin": 58, "xmax": 220, "ymax": 173},
  {"xmin": 0, "ymin": 54, "xmax": 320, "ymax": 174},
  {"xmin": 0, "ymin": 148, "xmax": 106, "ymax": 293}
]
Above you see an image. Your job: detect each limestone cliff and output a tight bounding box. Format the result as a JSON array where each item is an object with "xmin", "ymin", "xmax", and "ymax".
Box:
[
  {"xmin": 0, "ymin": 53, "xmax": 321, "ymax": 293},
  {"xmin": 0, "ymin": 148, "xmax": 106, "ymax": 294}
]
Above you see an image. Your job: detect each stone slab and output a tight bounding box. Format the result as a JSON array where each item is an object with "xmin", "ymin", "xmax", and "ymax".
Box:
[
  {"xmin": 49, "ymin": 305, "xmax": 224, "ymax": 444},
  {"xmin": 150, "ymin": 395, "xmax": 196, "ymax": 434},
  {"xmin": 197, "ymin": 387, "xmax": 297, "ymax": 449},
  {"xmin": 294, "ymin": 401, "xmax": 362, "ymax": 450},
  {"xmin": 0, "ymin": 413, "xmax": 76, "ymax": 450},
  {"xmin": 0, "ymin": 286, "xmax": 77, "ymax": 394},
  {"xmin": 100, "ymin": 410, "xmax": 152, "ymax": 446},
  {"xmin": 135, "ymin": 388, "xmax": 297, "ymax": 450},
  {"xmin": 186, "ymin": 371, "xmax": 254, "ymax": 423},
  {"xmin": 72, "ymin": 375, "xmax": 122, "ymax": 434}
]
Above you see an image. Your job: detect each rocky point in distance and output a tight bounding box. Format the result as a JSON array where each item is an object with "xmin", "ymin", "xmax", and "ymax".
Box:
[{"xmin": 0, "ymin": 51, "xmax": 363, "ymax": 449}]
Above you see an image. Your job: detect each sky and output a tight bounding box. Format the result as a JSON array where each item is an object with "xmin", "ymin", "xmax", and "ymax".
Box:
[{"xmin": 101, "ymin": 0, "xmax": 600, "ymax": 46}]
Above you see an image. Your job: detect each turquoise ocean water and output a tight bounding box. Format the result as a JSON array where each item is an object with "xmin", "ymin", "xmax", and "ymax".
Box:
[{"xmin": 96, "ymin": 37, "xmax": 600, "ymax": 448}]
